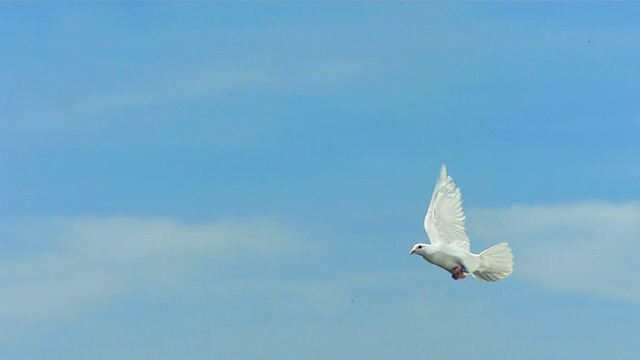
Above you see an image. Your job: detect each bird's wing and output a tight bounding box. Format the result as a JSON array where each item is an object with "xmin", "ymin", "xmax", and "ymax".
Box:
[{"xmin": 423, "ymin": 165, "xmax": 470, "ymax": 251}]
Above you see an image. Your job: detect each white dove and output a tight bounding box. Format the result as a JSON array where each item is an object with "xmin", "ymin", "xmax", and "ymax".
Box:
[{"xmin": 409, "ymin": 165, "xmax": 514, "ymax": 281}]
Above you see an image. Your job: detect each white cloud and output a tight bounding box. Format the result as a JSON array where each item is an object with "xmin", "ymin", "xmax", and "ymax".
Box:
[
  {"xmin": 469, "ymin": 202, "xmax": 640, "ymax": 302},
  {"xmin": 0, "ymin": 214, "xmax": 501, "ymax": 359},
  {"xmin": 6, "ymin": 208, "xmax": 626, "ymax": 358},
  {"xmin": 0, "ymin": 217, "xmax": 294, "ymax": 325}
]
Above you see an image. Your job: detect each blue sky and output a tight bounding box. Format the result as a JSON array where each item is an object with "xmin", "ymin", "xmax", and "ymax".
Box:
[{"xmin": 1, "ymin": 2, "xmax": 640, "ymax": 359}]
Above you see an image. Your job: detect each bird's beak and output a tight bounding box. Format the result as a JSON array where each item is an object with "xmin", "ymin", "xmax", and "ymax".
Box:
[{"xmin": 409, "ymin": 249, "xmax": 416, "ymax": 255}]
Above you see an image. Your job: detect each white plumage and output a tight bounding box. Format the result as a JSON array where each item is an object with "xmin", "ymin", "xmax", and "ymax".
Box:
[{"xmin": 410, "ymin": 165, "xmax": 514, "ymax": 281}]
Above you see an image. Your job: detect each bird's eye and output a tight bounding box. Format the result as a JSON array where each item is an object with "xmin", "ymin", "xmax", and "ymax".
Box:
[{"xmin": 417, "ymin": 245, "xmax": 423, "ymax": 249}]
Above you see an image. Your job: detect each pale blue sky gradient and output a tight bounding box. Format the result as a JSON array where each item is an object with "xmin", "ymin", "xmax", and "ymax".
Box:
[{"xmin": 1, "ymin": 3, "xmax": 639, "ymax": 359}]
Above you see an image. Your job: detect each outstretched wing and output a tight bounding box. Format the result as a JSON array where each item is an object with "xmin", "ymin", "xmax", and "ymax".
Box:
[{"xmin": 423, "ymin": 165, "xmax": 470, "ymax": 251}]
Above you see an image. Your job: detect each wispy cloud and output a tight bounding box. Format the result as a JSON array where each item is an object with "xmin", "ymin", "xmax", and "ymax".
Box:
[
  {"xmin": 0, "ymin": 217, "xmax": 293, "ymax": 326},
  {"xmin": 469, "ymin": 202, "xmax": 640, "ymax": 302},
  {"xmin": 0, "ymin": 214, "xmax": 503, "ymax": 359}
]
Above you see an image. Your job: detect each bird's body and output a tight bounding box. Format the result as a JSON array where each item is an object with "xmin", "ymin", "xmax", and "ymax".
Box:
[
  {"xmin": 419, "ymin": 243, "xmax": 478, "ymax": 274},
  {"xmin": 410, "ymin": 165, "xmax": 514, "ymax": 281}
]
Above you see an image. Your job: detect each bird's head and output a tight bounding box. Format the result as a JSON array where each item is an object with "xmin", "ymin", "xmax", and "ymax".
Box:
[{"xmin": 409, "ymin": 243, "xmax": 428, "ymax": 256}]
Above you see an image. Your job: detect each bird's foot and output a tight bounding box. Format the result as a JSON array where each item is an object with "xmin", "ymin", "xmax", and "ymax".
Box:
[{"xmin": 451, "ymin": 266, "xmax": 467, "ymax": 280}]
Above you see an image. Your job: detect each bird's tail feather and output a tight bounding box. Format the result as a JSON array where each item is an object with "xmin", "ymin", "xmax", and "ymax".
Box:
[{"xmin": 471, "ymin": 242, "xmax": 514, "ymax": 282}]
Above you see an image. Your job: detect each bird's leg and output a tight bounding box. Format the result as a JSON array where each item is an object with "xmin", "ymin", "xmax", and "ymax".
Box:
[
  {"xmin": 451, "ymin": 267, "xmax": 460, "ymax": 280},
  {"xmin": 451, "ymin": 266, "xmax": 467, "ymax": 280}
]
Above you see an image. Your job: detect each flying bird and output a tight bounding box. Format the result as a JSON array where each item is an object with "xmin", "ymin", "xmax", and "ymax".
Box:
[{"xmin": 409, "ymin": 165, "xmax": 514, "ymax": 281}]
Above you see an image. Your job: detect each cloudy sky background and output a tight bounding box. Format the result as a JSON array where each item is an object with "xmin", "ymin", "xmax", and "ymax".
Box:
[{"xmin": 1, "ymin": 3, "xmax": 639, "ymax": 359}]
